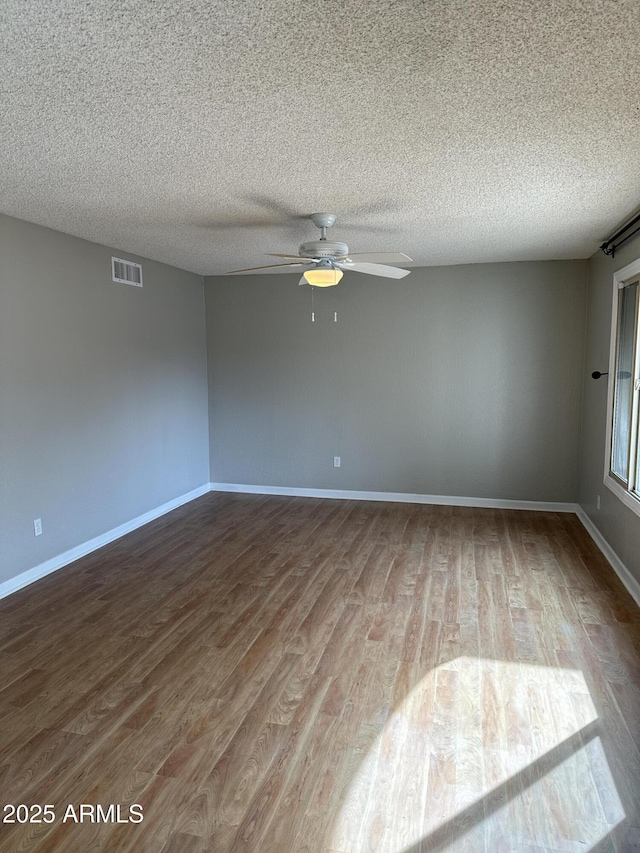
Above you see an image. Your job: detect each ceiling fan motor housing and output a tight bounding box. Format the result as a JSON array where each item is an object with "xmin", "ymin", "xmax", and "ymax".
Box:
[{"xmin": 298, "ymin": 240, "xmax": 349, "ymax": 259}]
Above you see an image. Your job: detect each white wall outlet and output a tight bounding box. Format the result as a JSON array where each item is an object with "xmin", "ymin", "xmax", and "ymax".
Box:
[
  {"xmin": 596, "ymin": 494, "xmax": 601, "ymax": 510},
  {"xmin": 34, "ymin": 518, "xmax": 42, "ymax": 536},
  {"xmin": 333, "ymin": 456, "xmax": 341, "ymax": 468}
]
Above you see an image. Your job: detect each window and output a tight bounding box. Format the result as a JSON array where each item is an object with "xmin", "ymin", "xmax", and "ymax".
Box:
[{"xmin": 605, "ymin": 257, "xmax": 640, "ymax": 515}]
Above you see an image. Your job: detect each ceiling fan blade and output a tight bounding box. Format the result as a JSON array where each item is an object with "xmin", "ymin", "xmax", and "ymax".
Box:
[
  {"xmin": 345, "ymin": 252, "xmax": 412, "ymax": 264},
  {"xmin": 225, "ymin": 262, "xmax": 304, "ymax": 274},
  {"xmin": 298, "ymin": 276, "xmax": 308, "ymax": 286},
  {"xmin": 336, "ymin": 262, "xmax": 411, "ymax": 279},
  {"xmin": 267, "ymin": 254, "xmax": 314, "ymax": 262}
]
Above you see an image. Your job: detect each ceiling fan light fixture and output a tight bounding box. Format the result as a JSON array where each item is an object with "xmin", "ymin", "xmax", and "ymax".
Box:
[{"xmin": 303, "ymin": 267, "xmax": 343, "ymax": 287}]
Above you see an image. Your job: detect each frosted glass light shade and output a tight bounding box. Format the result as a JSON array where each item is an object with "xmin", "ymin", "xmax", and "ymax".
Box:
[{"xmin": 303, "ymin": 268, "xmax": 343, "ymax": 287}]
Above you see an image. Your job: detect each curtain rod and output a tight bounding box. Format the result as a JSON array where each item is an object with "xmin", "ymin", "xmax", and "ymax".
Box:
[{"xmin": 600, "ymin": 209, "xmax": 640, "ymax": 257}]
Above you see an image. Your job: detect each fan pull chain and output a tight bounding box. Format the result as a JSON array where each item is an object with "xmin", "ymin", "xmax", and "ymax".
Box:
[{"xmin": 311, "ymin": 288, "xmax": 315, "ymax": 323}]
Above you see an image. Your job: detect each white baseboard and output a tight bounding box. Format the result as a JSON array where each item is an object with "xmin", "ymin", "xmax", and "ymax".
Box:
[
  {"xmin": 575, "ymin": 507, "xmax": 640, "ymax": 608},
  {"xmin": 0, "ymin": 484, "xmax": 211, "ymax": 601},
  {"xmin": 209, "ymin": 482, "xmax": 579, "ymax": 513}
]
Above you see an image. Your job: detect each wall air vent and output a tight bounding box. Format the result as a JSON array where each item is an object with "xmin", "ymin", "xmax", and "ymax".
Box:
[{"xmin": 112, "ymin": 257, "xmax": 143, "ymax": 287}]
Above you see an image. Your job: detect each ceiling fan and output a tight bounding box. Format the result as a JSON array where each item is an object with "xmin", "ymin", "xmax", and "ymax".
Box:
[{"xmin": 225, "ymin": 213, "xmax": 412, "ymax": 287}]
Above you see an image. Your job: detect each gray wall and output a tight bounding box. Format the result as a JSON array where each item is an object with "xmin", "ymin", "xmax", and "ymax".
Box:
[
  {"xmin": 205, "ymin": 261, "xmax": 588, "ymax": 501},
  {"xmin": 579, "ymin": 235, "xmax": 640, "ymax": 586},
  {"xmin": 0, "ymin": 215, "xmax": 209, "ymax": 584}
]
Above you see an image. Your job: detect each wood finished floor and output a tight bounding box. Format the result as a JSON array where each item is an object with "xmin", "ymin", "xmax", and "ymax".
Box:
[{"xmin": 1, "ymin": 494, "xmax": 640, "ymax": 852}]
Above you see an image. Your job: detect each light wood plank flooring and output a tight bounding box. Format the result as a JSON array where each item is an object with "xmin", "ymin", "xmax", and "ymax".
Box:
[{"xmin": 1, "ymin": 494, "xmax": 639, "ymax": 852}]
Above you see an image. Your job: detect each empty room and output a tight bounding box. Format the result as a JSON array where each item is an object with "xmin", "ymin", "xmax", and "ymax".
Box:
[{"xmin": 2, "ymin": 1, "xmax": 640, "ymax": 851}]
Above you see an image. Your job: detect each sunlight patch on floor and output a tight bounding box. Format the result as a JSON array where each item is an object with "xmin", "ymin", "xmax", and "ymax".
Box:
[{"xmin": 329, "ymin": 657, "xmax": 624, "ymax": 852}]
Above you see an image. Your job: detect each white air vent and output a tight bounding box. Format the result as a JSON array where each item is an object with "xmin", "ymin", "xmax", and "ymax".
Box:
[{"xmin": 112, "ymin": 257, "xmax": 143, "ymax": 287}]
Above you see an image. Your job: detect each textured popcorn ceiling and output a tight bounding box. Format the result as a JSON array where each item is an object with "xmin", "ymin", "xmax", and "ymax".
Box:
[{"xmin": 2, "ymin": 0, "xmax": 640, "ymax": 275}]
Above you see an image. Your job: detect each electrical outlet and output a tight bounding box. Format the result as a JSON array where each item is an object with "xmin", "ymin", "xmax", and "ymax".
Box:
[
  {"xmin": 333, "ymin": 456, "xmax": 341, "ymax": 468},
  {"xmin": 34, "ymin": 518, "xmax": 42, "ymax": 536},
  {"xmin": 596, "ymin": 494, "xmax": 601, "ymax": 510}
]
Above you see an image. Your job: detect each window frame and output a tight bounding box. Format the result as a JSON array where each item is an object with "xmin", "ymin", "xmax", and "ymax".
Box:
[{"xmin": 604, "ymin": 256, "xmax": 640, "ymax": 516}]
